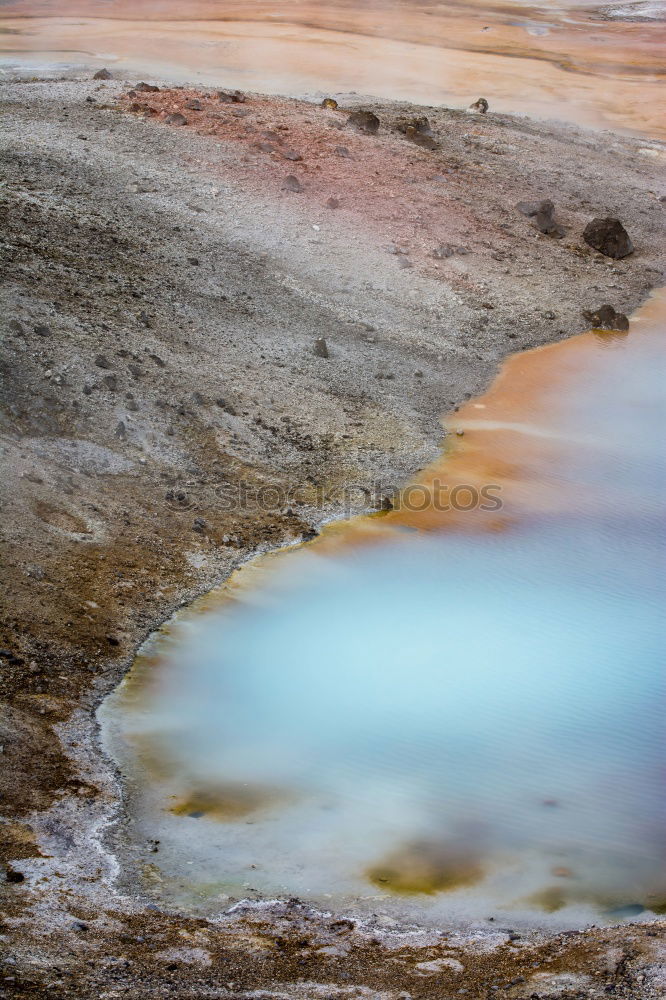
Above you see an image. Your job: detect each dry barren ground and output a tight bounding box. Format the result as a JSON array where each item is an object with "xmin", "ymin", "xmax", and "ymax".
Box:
[{"xmin": 0, "ymin": 73, "xmax": 665, "ymax": 997}]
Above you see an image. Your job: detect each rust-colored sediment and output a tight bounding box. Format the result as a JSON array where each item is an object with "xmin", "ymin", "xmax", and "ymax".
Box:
[{"xmin": 3, "ymin": 0, "xmax": 666, "ymax": 135}]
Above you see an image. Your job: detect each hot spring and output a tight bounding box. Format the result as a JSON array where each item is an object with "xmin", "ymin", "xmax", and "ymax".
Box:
[{"xmin": 99, "ymin": 292, "xmax": 666, "ymax": 929}]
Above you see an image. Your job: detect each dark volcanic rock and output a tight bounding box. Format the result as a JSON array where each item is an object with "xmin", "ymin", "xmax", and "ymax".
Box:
[
  {"xmin": 395, "ymin": 116, "xmax": 433, "ymax": 136},
  {"xmin": 347, "ymin": 110, "xmax": 380, "ymax": 135},
  {"xmin": 283, "ymin": 175, "xmax": 304, "ymax": 193},
  {"xmin": 582, "ymin": 304, "xmax": 630, "ymax": 331},
  {"xmin": 165, "ymin": 113, "xmax": 187, "ymax": 126},
  {"xmin": 134, "ymin": 82, "xmax": 160, "ymax": 93},
  {"xmin": 313, "ymin": 337, "xmax": 329, "ymax": 358},
  {"xmin": 583, "ymin": 217, "xmax": 634, "ymax": 258},
  {"xmin": 405, "ymin": 126, "xmax": 439, "ymax": 151},
  {"xmin": 218, "ymin": 90, "xmax": 246, "ymax": 103},
  {"xmin": 185, "ymin": 99, "xmax": 204, "ymax": 111},
  {"xmin": 93, "ymin": 68, "xmax": 112, "ymax": 81},
  {"xmin": 469, "ymin": 97, "xmax": 489, "ymax": 114}
]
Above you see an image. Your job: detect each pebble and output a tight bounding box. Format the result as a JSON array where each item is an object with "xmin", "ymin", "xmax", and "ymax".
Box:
[{"xmin": 283, "ymin": 175, "xmax": 304, "ymax": 193}]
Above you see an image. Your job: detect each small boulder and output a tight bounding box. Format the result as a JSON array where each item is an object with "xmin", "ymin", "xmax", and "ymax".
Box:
[
  {"xmin": 282, "ymin": 149, "xmax": 302, "ymax": 161},
  {"xmin": 283, "ymin": 175, "xmax": 303, "ymax": 193},
  {"xmin": 321, "ymin": 97, "xmax": 338, "ymax": 109},
  {"xmin": 582, "ymin": 304, "xmax": 629, "ymax": 332},
  {"xmin": 313, "ymin": 337, "xmax": 329, "ymax": 358},
  {"xmin": 134, "ymin": 82, "xmax": 160, "ymax": 93},
  {"xmin": 94, "ymin": 354, "xmax": 111, "ymax": 369},
  {"xmin": 185, "ymin": 99, "xmax": 204, "ymax": 111},
  {"xmin": 583, "ymin": 217, "xmax": 633, "ymax": 258},
  {"xmin": 165, "ymin": 113, "xmax": 187, "ymax": 126},
  {"xmin": 468, "ymin": 97, "xmax": 489, "ymax": 114},
  {"xmin": 334, "ymin": 146, "xmax": 351, "ymax": 158},
  {"xmin": 347, "ymin": 110, "xmax": 379, "ymax": 135},
  {"xmin": 93, "ymin": 68, "xmax": 112, "ymax": 80},
  {"xmin": 404, "ymin": 126, "xmax": 439, "ymax": 151},
  {"xmin": 533, "ymin": 201, "xmax": 565, "ymax": 237},
  {"xmin": 516, "ymin": 198, "xmax": 550, "ymax": 217},
  {"xmin": 395, "ymin": 116, "xmax": 433, "ymax": 136},
  {"xmin": 218, "ymin": 89, "xmax": 246, "ymax": 103}
]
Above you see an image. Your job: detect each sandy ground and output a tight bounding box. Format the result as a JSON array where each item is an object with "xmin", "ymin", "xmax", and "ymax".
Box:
[{"xmin": 0, "ymin": 72, "xmax": 665, "ymax": 997}]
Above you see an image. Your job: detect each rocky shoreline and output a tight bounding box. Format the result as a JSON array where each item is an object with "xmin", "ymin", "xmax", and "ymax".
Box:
[{"xmin": 1, "ymin": 73, "xmax": 665, "ymax": 997}]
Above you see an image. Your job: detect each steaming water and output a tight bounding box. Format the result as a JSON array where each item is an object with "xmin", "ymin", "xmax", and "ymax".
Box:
[
  {"xmin": 2, "ymin": 0, "xmax": 666, "ymax": 136},
  {"xmin": 100, "ymin": 294, "xmax": 666, "ymax": 927}
]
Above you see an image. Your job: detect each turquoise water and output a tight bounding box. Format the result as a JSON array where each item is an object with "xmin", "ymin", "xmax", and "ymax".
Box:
[{"xmin": 100, "ymin": 308, "xmax": 666, "ymax": 926}]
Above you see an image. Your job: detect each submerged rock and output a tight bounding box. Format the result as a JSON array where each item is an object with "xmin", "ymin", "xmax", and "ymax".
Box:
[
  {"xmin": 582, "ymin": 304, "xmax": 629, "ymax": 331},
  {"xmin": 347, "ymin": 110, "xmax": 380, "ymax": 135},
  {"xmin": 583, "ymin": 217, "xmax": 634, "ymax": 258},
  {"xmin": 313, "ymin": 337, "xmax": 329, "ymax": 358}
]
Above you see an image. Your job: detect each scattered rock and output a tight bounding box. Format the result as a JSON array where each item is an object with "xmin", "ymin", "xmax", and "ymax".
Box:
[
  {"xmin": 334, "ymin": 146, "xmax": 351, "ymax": 158},
  {"xmin": 516, "ymin": 198, "xmax": 551, "ymax": 217},
  {"xmin": 518, "ymin": 199, "xmax": 565, "ymax": 237},
  {"xmin": 103, "ymin": 375, "xmax": 118, "ymax": 391},
  {"xmin": 326, "ymin": 197, "xmax": 340, "ymax": 209},
  {"xmin": 256, "ymin": 141, "xmax": 275, "ymax": 153},
  {"xmin": 313, "ymin": 337, "xmax": 329, "ymax": 358},
  {"xmin": 34, "ymin": 324, "xmax": 52, "ymax": 337},
  {"xmin": 6, "ymin": 869, "xmax": 25, "ymax": 884},
  {"xmin": 165, "ymin": 113, "xmax": 187, "ymax": 126},
  {"xmin": 321, "ymin": 98, "xmax": 338, "ymax": 109},
  {"xmin": 282, "ymin": 149, "xmax": 302, "ymax": 161},
  {"xmin": 468, "ymin": 97, "xmax": 489, "ymax": 114},
  {"xmin": 8, "ymin": 319, "xmax": 24, "ymax": 335},
  {"xmin": 582, "ymin": 304, "xmax": 629, "ymax": 331},
  {"xmin": 583, "ymin": 217, "xmax": 634, "ymax": 258},
  {"xmin": 215, "ymin": 398, "xmax": 236, "ymax": 414},
  {"xmin": 95, "ymin": 354, "xmax": 111, "ymax": 369},
  {"xmin": 397, "ymin": 257, "xmax": 413, "ymax": 268},
  {"xmin": 192, "ymin": 518, "xmax": 208, "ymax": 534},
  {"xmin": 533, "ymin": 200, "xmax": 566, "ymax": 237},
  {"xmin": 347, "ymin": 110, "xmax": 379, "ymax": 135},
  {"xmin": 283, "ymin": 175, "xmax": 304, "ymax": 193},
  {"xmin": 93, "ymin": 68, "xmax": 112, "ymax": 80},
  {"xmin": 185, "ymin": 99, "xmax": 204, "ymax": 111},
  {"xmin": 134, "ymin": 82, "xmax": 160, "ymax": 93},
  {"xmin": 432, "ymin": 244, "xmax": 468, "ymax": 259},
  {"xmin": 218, "ymin": 89, "xmax": 246, "ymax": 103},
  {"xmin": 395, "ymin": 116, "xmax": 433, "ymax": 136},
  {"xmin": 404, "ymin": 126, "xmax": 439, "ymax": 151}
]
